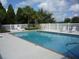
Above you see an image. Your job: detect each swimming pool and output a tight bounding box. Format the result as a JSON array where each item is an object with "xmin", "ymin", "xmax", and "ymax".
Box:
[{"xmin": 13, "ymin": 31, "xmax": 79, "ymax": 59}]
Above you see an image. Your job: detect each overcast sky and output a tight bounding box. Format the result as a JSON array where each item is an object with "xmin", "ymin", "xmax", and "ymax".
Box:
[{"xmin": 0, "ymin": 0, "xmax": 79, "ymax": 21}]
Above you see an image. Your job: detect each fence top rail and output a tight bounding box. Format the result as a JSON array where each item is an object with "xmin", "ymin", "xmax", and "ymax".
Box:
[{"xmin": 2, "ymin": 23, "xmax": 79, "ymax": 26}]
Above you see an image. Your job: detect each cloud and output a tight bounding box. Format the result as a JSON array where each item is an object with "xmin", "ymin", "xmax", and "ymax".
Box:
[
  {"xmin": 38, "ymin": 2, "xmax": 48, "ymax": 10},
  {"xmin": 15, "ymin": 0, "xmax": 69, "ymax": 21},
  {"xmin": 14, "ymin": 0, "xmax": 79, "ymax": 21},
  {"xmin": 15, "ymin": 0, "xmax": 44, "ymax": 8},
  {"xmin": 69, "ymin": 13, "xmax": 79, "ymax": 18},
  {"xmin": 15, "ymin": 0, "xmax": 44, "ymax": 13},
  {"xmin": 74, "ymin": 14, "xmax": 79, "ymax": 16},
  {"xmin": 15, "ymin": 1, "xmax": 29, "ymax": 8},
  {"xmin": 70, "ymin": 4, "xmax": 79, "ymax": 12},
  {"xmin": 15, "ymin": 0, "xmax": 35, "ymax": 12},
  {"xmin": 15, "ymin": 0, "xmax": 29, "ymax": 13},
  {"xmin": 37, "ymin": 0, "xmax": 69, "ymax": 21},
  {"xmin": 0, "ymin": 0, "xmax": 7, "ymax": 6}
]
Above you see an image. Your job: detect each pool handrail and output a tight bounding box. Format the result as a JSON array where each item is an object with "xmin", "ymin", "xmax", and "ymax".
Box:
[{"xmin": 65, "ymin": 42, "xmax": 79, "ymax": 59}]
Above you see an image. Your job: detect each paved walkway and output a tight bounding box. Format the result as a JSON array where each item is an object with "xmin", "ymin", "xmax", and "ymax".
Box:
[{"xmin": 0, "ymin": 33, "xmax": 67, "ymax": 59}]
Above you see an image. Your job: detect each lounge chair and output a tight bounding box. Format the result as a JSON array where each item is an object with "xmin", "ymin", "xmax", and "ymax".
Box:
[
  {"xmin": 0, "ymin": 35, "xmax": 3, "ymax": 38},
  {"xmin": 62, "ymin": 26, "xmax": 68, "ymax": 32},
  {"xmin": 10, "ymin": 25, "xmax": 18, "ymax": 32},
  {"xmin": 10, "ymin": 25, "xmax": 25, "ymax": 32},
  {"xmin": 17, "ymin": 27, "xmax": 25, "ymax": 31},
  {"xmin": 71, "ymin": 26, "xmax": 77, "ymax": 32}
]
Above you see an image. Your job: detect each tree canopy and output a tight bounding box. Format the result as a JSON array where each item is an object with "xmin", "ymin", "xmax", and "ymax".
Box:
[
  {"xmin": 64, "ymin": 18, "xmax": 71, "ymax": 23},
  {"xmin": 0, "ymin": 2, "xmax": 6, "ymax": 24},
  {"xmin": 71, "ymin": 17, "xmax": 79, "ymax": 23},
  {"xmin": 6, "ymin": 4, "xmax": 16, "ymax": 24},
  {"xmin": 0, "ymin": 2, "xmax": 79, "ymax": 24},
  {"xmin": 16, "ymin": 8, "xmax": 24, "ymax": 24},
  {"xmin": 64, "ymin": 17, "xmax": 79, "ymax": 23},
  {"xmin": 16, "ymin": 6, "xmax": 55, "ymax": 24},
  {"xmin": 0, "ymin": 3, "xmax": 55, "ymax": 24}
]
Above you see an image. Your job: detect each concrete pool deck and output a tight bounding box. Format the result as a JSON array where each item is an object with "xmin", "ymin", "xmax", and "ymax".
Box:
[
  {"xmin": 39, "ymin": 30, "xmax": 79, "ymax": 35},
  {"xmin": 0, "ymin": 33, "xmax": 68, "ymax": 59}
]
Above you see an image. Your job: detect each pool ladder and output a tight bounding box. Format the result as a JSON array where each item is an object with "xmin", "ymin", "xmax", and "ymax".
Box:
[{"xmin": 65, "ymin": 42, "xmax": 79, "ymax": 59}]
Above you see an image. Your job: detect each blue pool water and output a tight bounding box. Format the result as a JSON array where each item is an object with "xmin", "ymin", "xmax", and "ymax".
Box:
[{"xmin": 13, "ymin": 31, "xmax": 79, "ymax": 59}]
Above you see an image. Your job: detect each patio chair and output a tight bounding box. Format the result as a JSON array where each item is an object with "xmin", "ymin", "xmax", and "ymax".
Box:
[
  {"xmin": 17, "ymin": 26, "xmax": 25, "ymax": 31},
  {"xmin": 0, "ymin": 35, "xmax": 2, "ymax": 38},
  {"xmin": 71, "ymin": 26, "xmax": 77, "ymax": 32},
  {"xmin": 62, "ymin": 26, "xmax": 68, "ymax": 32},
  {"xmin": 10, "ymin": 25, "xmax": 25, "ymax": 32},
  {"xmin": 10, "ymin": 25, "xmax": 19, "ymax": 32}
]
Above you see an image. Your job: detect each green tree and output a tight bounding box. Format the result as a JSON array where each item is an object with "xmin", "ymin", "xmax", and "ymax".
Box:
[
  {"xmin": 37, "ymin": 9, "xmax": 55, "ymax": 23},
  {"xmin": 6, "ymin": 4, "xmax": 16, "ymax": 24},
  {"xmin": 16, "ymin": 6, "xmax": 55, "ymax": 24},
  {"xmin": 71, "ymin": 16, "xmax": 79, "ymax": 23},
  {"xmin": 22, "ymin": 6, "xmax": 35, "ymax": 28},
  {"xmin": 16, "ymin": 8, "xmax": 25, "ymax": 24},
  {"xmin": 0, "ymin": 2, "xmax": 6, "ymax": 24},
  {"xmin": 22, "ymin": 6, "xmax": 35, "ymax": 23},
  {"xmin": 64, "ymin": 18, "xmax": 71, "ymax": 23}
]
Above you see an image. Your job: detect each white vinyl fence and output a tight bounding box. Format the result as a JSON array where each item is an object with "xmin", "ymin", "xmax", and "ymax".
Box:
[
  {"xmin": 2, "ymin": 23, "xmax": 79, "ymax": 33},
  {"xmin": 2, "ymin": 24, "xmax": 28, "ymax": 31},
  {"xmin": 40, "ymin": 23, "xmax": 79, "ymax": 33}
]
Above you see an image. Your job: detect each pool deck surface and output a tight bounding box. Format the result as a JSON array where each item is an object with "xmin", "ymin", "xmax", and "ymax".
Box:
[
  {"xmin": 40, "ymin": 30, "xmax": 79, "ymax": 35},
  {"xmin": 0, "ymin": 33, "xmax": 68, "ymax": 59}
]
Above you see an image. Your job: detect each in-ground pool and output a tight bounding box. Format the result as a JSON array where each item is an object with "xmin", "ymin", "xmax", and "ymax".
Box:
[{"xmin": 12, "ymin": 31, "xmax": 79, "ymax": 59}]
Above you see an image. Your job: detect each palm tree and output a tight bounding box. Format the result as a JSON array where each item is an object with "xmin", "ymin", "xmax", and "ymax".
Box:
[{"xmin": 22, "ymin": 6, "xmax": 34, "ymax": 28}]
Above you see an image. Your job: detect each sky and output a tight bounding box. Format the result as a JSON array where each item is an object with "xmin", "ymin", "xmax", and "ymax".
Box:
[{"xmin": 0, "ymin": 0, "xmax": 79, "ymax": 21}]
